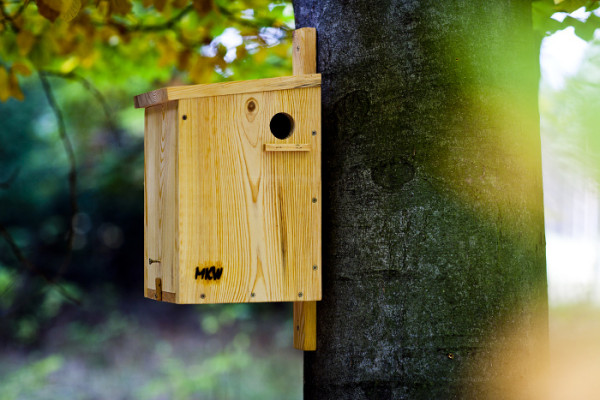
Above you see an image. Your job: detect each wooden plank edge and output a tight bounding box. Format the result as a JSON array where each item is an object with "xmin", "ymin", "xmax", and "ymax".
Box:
[
  {"xmin": 264, "ymin": 143, "xmax": 311, "ymax": 152},
  {"xmin": 134, "ymin": 74, "xmax": 321, "ymax": 109},
  {"xmin": 146, "ymin": 288, "xmax": 177, "ymax": 303},
  {"xmin": 134, "ymin": 88, "xmax": 168, "ymax": 109},
  {"xmin": 293, "ymin": 301, "xmax": 317, "ymax": 350}
]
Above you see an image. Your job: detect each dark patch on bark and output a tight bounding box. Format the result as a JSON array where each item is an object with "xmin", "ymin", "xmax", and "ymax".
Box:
[{"xmin": 370, "ymin": 156, "xmax": 415, "ymax": 191}]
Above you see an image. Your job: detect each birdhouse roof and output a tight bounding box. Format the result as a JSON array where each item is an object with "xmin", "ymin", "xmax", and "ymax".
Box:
[{"xmin": 134, "ymin": 74, "xmax": 321, "ymax": 109}]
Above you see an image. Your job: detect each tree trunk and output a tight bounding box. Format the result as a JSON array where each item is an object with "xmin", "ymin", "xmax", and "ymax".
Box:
[{"xmin": 293, "ymin": 1, "xmax": 548, "ymax": 398}]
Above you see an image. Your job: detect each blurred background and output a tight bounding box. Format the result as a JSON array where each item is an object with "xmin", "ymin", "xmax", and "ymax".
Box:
[{"xmin": 0, "ymin": 1, "xmax": 599, "ymax": 399}]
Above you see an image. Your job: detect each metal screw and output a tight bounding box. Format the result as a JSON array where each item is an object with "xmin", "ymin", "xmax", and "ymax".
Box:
[
  {"xmin": 448, "ymin": 353, "xmax": 454, "ymax": 360},
  {"xmin": 149, "ymin": 258, "xmax": 160, "ymax": 265},
  {"xmin": 251, "ymin": 292, "xmax": 255, "ymax": 297},
  {"xmin": 298, "ymin": 292, "xmax": 303, "ymax": 298},
  {"xmin": 182, "ymin": 115, "xmax": 187, "ymax": 120},
  {"xmin": 312, "ymin": 197, "xmax": 317, "ymax": 203},
  {"xmin": 312, "ymin": 130, "xmax": 317, "ymax": 136},
  {"xmin": 312, "ymin": 265, "xmax": 318, "ymax": 271},
  {"xmin": 200, "ymin": 294, "xmax": 205, "ymax": 299}
]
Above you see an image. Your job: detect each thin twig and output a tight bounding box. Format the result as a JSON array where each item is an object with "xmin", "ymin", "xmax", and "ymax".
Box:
[
  {"xmin": 0, "ymin": 223, "xmax": 81, "ymax": 304},
  {"xmin": 93, "ymin": 4, "xmax": 194, "ymax": 32},
  {"xmin": 12, "ymin": 0, "xmax": 28, "ymax": 19},
  {"xmin": 38, "ymin": 71, "xmax": 78, "ymax": 278},
  {"xmin": 41, "ymin": 70, "xmax": 118, "ymax": 140},
  {"xmin": 0, "ymin": 0, "xmax": 19, "ymax": 32}
]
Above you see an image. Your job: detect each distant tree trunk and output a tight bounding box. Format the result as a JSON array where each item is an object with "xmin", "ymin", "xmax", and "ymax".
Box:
[{"xmin": 293, "ymin": 1, "xmax": 548, "ymax": 398}]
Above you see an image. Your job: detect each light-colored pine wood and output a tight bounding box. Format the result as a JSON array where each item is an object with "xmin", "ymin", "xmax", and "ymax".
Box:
[
  {"xmin": 293, "ymin": 28, "xmax": 317, "ymax": 76},
  {"xmin": 293, "ymin": 300, "xmax": 317, "ymax": 350},
  {"xmin": 176, "ymin": 87, "xmax": 321, "ymax": 303},
  {"xmin": 292, "ymin": 27, "xmax": 319, "ymax": 351},
  {"xmin": 135, "ymin": 74, "xmax": 321, "ymax": 109},
  {"xmin": 144, "ymin": 101, "xmax": 179, "ymax": 302},
  {"xmin": 264, "ymin": 143, "xmax": 311, "ymax": 152}
]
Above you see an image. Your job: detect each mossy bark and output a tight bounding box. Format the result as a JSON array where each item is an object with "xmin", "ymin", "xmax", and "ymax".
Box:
[{"xmin": 293, "ymin": 1, "xmax": 548, "ymax": 398}]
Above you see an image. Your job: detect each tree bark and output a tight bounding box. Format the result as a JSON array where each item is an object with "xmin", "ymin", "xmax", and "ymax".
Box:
[{"xmin": 293, "ymin": 1, "xmax": 548, "ymax": 399}]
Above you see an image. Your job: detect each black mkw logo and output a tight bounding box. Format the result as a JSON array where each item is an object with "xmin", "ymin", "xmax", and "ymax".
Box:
[{"xmin": 195, "ymin": 266, "xmax": 223, "ymax": 281}]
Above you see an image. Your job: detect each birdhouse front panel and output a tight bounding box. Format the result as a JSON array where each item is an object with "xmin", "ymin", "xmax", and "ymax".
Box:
[{"xmin": 138, "ymin": 75, "xmax": 321, "ymax": 304}]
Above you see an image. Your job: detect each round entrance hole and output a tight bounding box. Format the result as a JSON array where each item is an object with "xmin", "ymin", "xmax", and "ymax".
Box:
[{"xmin": 269, "ymin": 112, "xmax": 294, "ymax": 140}]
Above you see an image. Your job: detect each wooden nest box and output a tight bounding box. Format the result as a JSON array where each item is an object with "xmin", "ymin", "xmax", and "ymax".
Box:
[{"xmin": 134, "ymin": 34, "xmax": 321, "ymax": 308}]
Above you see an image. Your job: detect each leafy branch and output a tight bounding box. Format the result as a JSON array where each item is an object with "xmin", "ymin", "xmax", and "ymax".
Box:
[{"xmin": 38, "ymin": 71, "xmax": 78, "ymax": 278}]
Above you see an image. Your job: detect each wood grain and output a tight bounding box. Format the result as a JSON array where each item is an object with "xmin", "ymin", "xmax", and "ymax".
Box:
[
  {"xmin": 155, "ymin": 278, "xmax": 162, "ymax": 301},
  {"xmin": 264, "ymin": 143, "xmax": 311, "ymax": 152},
  {"xmin": 294, "ymin": 300, "xmax": 317, "ymax": 350},
  {"xmin": 144, "ymin": 101, "xmax": 179, "ymax": 302},
  {"xmin": 135, "ymin": 74, "xmax": 321, "ymax": 109},
  {"xmin": 176, "ymin": 87, "xmax": 321, "ymax": 303},
  {"xmin": 292, "ymin": 27, "xmax": 320, "ymax": 351},
  {"xmin": 293, "ymin": 28, "xmax": 317, "ymax": 76}
]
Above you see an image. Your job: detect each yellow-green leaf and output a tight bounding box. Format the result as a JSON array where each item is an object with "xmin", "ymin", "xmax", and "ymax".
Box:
[
  {"xmin": 107, "ymin": 0, "xmax": 132, "ymax": 15},
  {"xmin": 172, "ymin": 0, "xmax": 188, "ymax": 8},
  {"xmin": 60, "ymin": 0, "xmax": 81, "ymax": 21},
  {"xmin": 36, "ymin": 0, "xmax": 61, "ymax": 21},
  {"xmin": 9, "ymin": 72, "xmax": 24, "ymax": 101},
  {"xmin": 11, "ymin": 62, "xmax": 32, "ymax": 77},
  {"xmin": 16, "ymin": 30, "xmax": 36, "ymax": 56},
  {"xmin": 0, "ymin": 67, "xmax": 10, "ymax": 102}
]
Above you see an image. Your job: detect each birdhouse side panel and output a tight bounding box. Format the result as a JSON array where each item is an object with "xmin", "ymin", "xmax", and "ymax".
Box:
[
  {"xmin": 176, "ymin": 87, "xmax": 321, "ymax": 304},
  {"xmin": 144, "ymin": 101, "xmax": 179, "ymax": 302}
]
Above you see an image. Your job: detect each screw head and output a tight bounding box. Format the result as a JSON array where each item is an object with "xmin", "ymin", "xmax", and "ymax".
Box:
[
  {"xmin": 251, "ymin": 292, "xmax": 255, "ymax": 297},
  {"xmin": 312, "ymin": 197, "xmax": 317, "ymax": 203},
  {"xmin": 312, "ymin": 130, "xmax": 317, "ymax": 136},
  {"xmin": 448, "ymin": 353, "xmax": 454, "ymax": 360},
  {"xmin": 182, "ymin": 115, "xmax": 187, "ymax": 120},
  {"xmin": 312, "ymin": 265, "xmax": 318, "ymax": 271},
  {"xmin": 298, "ymin": 292, "xmax": 303, "ymax": 298},
  {"xmin": 200, "ymin": 294, "xmax": 205, "ymax": 299}
]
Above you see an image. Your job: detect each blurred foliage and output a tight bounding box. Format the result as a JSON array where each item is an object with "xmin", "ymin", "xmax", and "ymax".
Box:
[
  {"xmin": 0, "ymin": 0, "xmax": 295, "ymax": 101},
  {"xmin": 0, "ymin": 0, "xmax": 294, "ymax": 346},
  {"xmin": 0, "ymin": 355, "xmax": 64, "ymax": 400},
  {"xmin": 0, "ymin": 303, "xmax": 301, "ymax": 399},
  {"xmin": 533, "ymin": 0, "xmax": 600, "ymax": 41},
  {"xmin": 540, "ymin": 39, "xmax": 600, "ymax": 182}
]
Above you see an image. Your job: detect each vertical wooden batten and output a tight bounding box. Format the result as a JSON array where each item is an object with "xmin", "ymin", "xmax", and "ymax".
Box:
[{"xmin": 292, "ymin": 27, "xmax": 318, "ymax": 351}]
